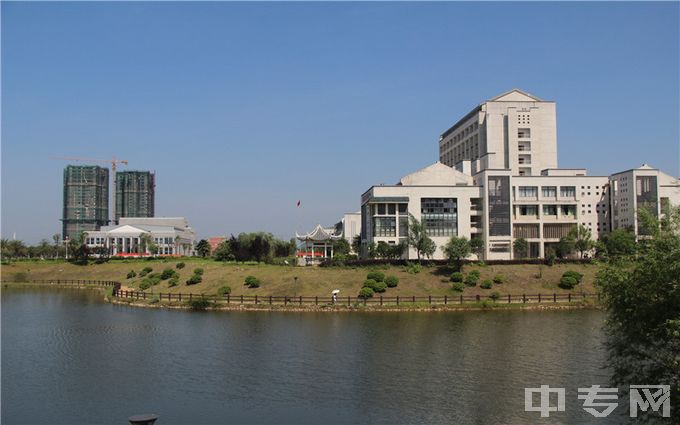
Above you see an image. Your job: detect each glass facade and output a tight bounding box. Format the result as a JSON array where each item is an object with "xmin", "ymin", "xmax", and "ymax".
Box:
[
  {"xmin": 488, "ymin": 176, "xmax": 511, "ymax": 236},
  {"xmin": 421, "ymin": 198, "xmax": 457, "ymax": 237}
]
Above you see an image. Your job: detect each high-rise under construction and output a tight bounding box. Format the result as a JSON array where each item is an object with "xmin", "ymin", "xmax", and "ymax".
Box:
[
  {"xmin": 62, "ymin": 165, "xmax": 109, "ymax": 240},
  {"xmin": 115, "ymin": 171, "xmax": 155, "ymax": 224}
]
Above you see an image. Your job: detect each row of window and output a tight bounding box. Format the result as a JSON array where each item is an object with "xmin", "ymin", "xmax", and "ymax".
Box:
[
  {"xmin": 517, "ymin": 186, "xmax": 576, "ymax": 198},
  {"xmin": 516, "ymin": 205, "xmax": 577, "ymax": 217}
]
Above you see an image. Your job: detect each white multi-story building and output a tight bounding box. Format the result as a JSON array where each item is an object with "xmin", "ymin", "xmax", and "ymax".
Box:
[
  {"xmin": 84, "ymin": 217, "xmax": 196, "ymax": 257},
  {"xmin": 359, "ymin": 89, "xmax": 680, "ymax": 260}
]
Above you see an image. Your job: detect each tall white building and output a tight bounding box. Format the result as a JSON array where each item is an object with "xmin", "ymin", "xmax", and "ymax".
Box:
[
  {"xmin": 439, "ymin": 89, "xmax": 558, "ymax": 176},
  {"xmin": 359, "ymin": 89, "xmax": 680, "ymax": 260}
]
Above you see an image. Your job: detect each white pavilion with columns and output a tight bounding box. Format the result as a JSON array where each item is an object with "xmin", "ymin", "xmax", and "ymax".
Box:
[{"xmin": 295, "ymin": 224, "xmax": 343, "ymax": 265}]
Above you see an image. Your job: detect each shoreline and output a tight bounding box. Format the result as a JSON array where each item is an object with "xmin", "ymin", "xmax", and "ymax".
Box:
[{"xmin": 4, "ymin": 282, "xmax": 601, "ymax": 313}]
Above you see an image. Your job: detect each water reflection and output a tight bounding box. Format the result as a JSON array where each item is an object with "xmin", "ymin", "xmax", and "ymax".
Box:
[{"xmin": 2, "ymin": 287, "xmax": 613, "ymax": 424}]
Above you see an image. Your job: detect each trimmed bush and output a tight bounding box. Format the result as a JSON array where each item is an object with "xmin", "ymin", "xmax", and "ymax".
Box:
[
  {"xmin": 450, "ymin": 272, "xmax": 464, "ymax": 283},
  {"xmin": 464, "ymin": 273, "xmax": 479, "ymax": 287},
  {"xmin": 493, "ymin": 275, "xmax": 505, "ymax": 284},
  {"xmin": 148, "ymin": 295, "xmax": 160, "ymax": 304},
  {"xmin": 186, "ymin": 274, "xmax": 202, "ymax": 286},
  {"xmin": 468, "ymin": 270, "xmax": 481, "ymax": 279},
  {"xmin": 405, "ymin": 262, "xmax": 422, "ymax": 274},
  {"xmin": 161, "ymin": 268, "xmax": 177, "ymax": 280},
  {"xmin": 139, "ymin": 266, "xmax": 153, "ymax": 277},
  {"xmin": 373, "ymin": 281, "xmax": 387, "ymax": 293},
  {"xmin": 451, "ymin": 282, "xmax": 465, "ymax": 292},
  {"xmin": 176, "ymin": 262, "xmax": 185, "ymax": 269},
  {"xmin": 559, "ymin": 275, "xmax": 578, "ymax": 289},
  {"xmin": 562, "ymin": 270, "xmax": 583, "ymax": 283},
  {"xmin": 489, "ymin": 291, "xmax": 501, "ymax": 301},
  {"xmin": 193, "ymin": 268, "xmax": 204, "ymax": 276},
  {"xmin": 480, "ymin": 279, "xmax": 493, "ymax": 289},
  {"xmin": 385, "ymin": 275, "xmax": 399, "ymax": 288},
  {"xmin": 168, "ymin": 277, "xmax": 179, "ymax": 287},
  {"xmin": 149, "ymin": 276, "xmax": 162, "ymax": 286},
  {"xmin": 358, "ymin": 287, "xmax": 375, "ymax": 299},
  {"xmin": 244, "ymin": 276, "xmax": 260, "ymax": 288},
  {"xmin": 217, "ymin": 286, "xmax": 232, "ymax": 296},
  {"xmin": 127, "ymin": 270, "xmax": 136, "ymax": 279},
  {"xmin": 366, "ymin": 271, "xmax": 385, "ymax": 282},
  {"xmin": 139, "ymin": 280, "xmax": 151, "ymax": 290},
  {"xmin": 363, "ymin": 279, "xmax": 378, "ymax": 291}
]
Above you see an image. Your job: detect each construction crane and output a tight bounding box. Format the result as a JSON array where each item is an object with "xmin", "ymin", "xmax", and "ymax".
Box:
[{"xmin": 52, "ymin": 156, "xmax": 129, "ymax": 225}]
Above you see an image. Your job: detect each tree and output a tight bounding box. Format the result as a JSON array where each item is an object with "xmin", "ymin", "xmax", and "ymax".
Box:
[
  {"xmin": 332, "ymin": 238, "xmax": 351, "ymax": 256},
  {"xmin": 375, "ymin": 241, "xmax": 391, "ymax": 259},
  {"xmin": 442, "ymin": 236, "xmax": 470, "ymax": 270},
  {"xmin": 557, "ymin": 236, "xmax": 575, "ymax": 259},
  {"xmin": 569, "ymin": 224, "xmax": 594, "ymax": 259},
  {"xmin": 195, "ymin": 239, "xmax": 211, "ymax": 258},
  {"xmin": 406, "ymin": 214, "xmax": 436, "ymax": 260},
  {"xmin": 469, "ymin": 237, "xmax": 484, "ymax": 260},
  {"xmin": 601, "ymin": 228, "xmax": 636, "ymax": 259},
  {"xmin": 213, "ymin": 240, "xmax": 234, "ymax": 261},
  {"xmin": 513, "ymin": 238, "xmax": 528, "ymax": 259},
  {"xmin": 250, "ymin": 233, "xmax": 273, "ymax": 262},
  {"xmin": 596, "ymin": 206, "xmax": 680, "ymax": 419},
  {"xmin": 139, "ymin": 233, "xmax": 153, "ymax": 255},
  {"xmin": 351, "ymin": 235, "xmax": 361, "ymax": 255}
]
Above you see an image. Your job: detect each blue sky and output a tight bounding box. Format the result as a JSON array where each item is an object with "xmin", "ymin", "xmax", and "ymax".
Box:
[{"xmin": 2, "ymin": 2, "xmax": 679, "ymax": 244}]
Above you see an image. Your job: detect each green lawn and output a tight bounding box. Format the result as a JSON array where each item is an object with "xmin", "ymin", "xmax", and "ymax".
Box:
[{"xmin": 3, "ymin": 258, "xmax": 601, "ymax": 298}]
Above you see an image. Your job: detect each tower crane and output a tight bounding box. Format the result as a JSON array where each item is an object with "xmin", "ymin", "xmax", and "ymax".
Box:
[{"xmin": 52, "ymin": 156, "xmax": 129, "ymax": 225}]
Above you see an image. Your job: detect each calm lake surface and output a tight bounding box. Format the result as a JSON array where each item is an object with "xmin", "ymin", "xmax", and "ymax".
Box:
[{"xmin": 2, "ymin": 287, "xmax": 616, "ymax": 424}]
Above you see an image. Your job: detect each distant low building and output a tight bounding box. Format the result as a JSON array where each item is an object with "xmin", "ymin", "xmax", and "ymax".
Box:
[
  {"xmin": 295, "ymin": 224, "xmax": 343, "ymax": 265},
  {"xmin": 208, "ymin": 237, "xmax": 226, "ymax": 254},
  {"xmin": 84, "ymin": 217, "xmax": 196, "ymax": 257}
]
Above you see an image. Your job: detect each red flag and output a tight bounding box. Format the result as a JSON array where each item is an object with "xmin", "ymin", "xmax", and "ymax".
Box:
[{"xmin": 296, "ymin": 200, "xmax": 301, "ymax": 207}]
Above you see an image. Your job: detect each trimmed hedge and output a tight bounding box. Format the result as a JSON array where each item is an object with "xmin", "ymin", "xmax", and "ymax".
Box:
[
  {"xmin": 464, "ymin": 274, "xmax": 479, "ymax": 287},
  {"xmin": 358, "ymin": 287, "xmax": 375, "ymax": 298},
  {"xmin": 450, "ymin": 272, "xmax": 464, "ymax": 282},
  {"xmin": 385, "ymin": 275, "xmax": 399, "ymax": 288},
  {"xmin": 244, "ymin": 276, "xmax": 260, "ymax": 288},
  {"xmin": 186, "ymin": 274, "xmax": 202, "ymax": 285},
  {"xmin": 480, "ymin": 279, "xmax": 493, "ymax": 289},
  {"xmin": 452, "ymin": 282, "xmax": 465, "ymax": 292},
  {"xmin": 176, "ymin": 262, "xmax": 185, "ymax": 269},
  {"xmin": 493, "ymin": 275, "xmax": 505, "ymax": 284},
  {"xmin": 559, "ymin": 275, "xmax": 578, "ymax": 289},
  {"xmin": 217, "ymin": 286, "xmax": 232, "ymax": 296},
  {"xmin": 366, "ymin": 271, "xmax": 385, "ymax": 282}
]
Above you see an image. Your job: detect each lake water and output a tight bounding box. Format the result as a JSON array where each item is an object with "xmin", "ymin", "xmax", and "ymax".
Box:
[{"xmin": 2, "ymin": 287, "xmax": 618, "ymax": 424}]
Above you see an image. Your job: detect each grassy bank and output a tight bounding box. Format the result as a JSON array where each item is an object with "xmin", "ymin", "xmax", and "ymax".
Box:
[{"xmin": 2, "ymin": 258, "xmax": 601, "ymax": 298}]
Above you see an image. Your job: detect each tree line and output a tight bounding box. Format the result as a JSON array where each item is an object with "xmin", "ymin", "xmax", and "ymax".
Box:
[{"xmin": 196, "ymin": 232, "xmax": 298, "ymax": 262}]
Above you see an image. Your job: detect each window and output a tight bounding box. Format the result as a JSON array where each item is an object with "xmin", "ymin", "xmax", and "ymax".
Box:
[
  {"xmin": 518, "ymin": 205, "xmax": 538, "ymax": 216},
  {"xmin": 373, "ymin": 217, "xmax": 396, "ymax": 237},
  {"xmin": 398, "ymin": 203, "xmax": 408, "ymax": 215},
  {"xmin": 518, "ymin": 186, "xmax": 538, "ymax": 198},
  {"xmin": 398, "ymin": 216, "xmax": 408, "ymax": 237},
  {"xmin": 543, "ymin": 205, "xmax": 557, "ymax": 216},
  {"xmin": 421, "ymin": 198, "xmax": 457, "ymax": 237},
  {"xmin": 488, "ymin": 176, "xmax": 511, "ymax": 236},
  {"xmin": 542, "ymin": 186, "xmax": 557, "ymax": 198},
  {"xmin": 560, "ymin": 186, "xmax": 576, "ymax": 197},
  {"xmin": 561, "ymin": 205, "xmax": 577, "ymax": 217}
]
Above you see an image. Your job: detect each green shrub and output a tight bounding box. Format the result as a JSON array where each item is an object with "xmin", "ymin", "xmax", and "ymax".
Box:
[
  {"xmin": 450, "ymin": 272, "xmax": 464, "ymax": 282},
  {"xmin": 161, "ymin": 268, "xmax": 177, "ymax": 280},
  {"xmin": 168, "ymin": 277, "xmax": 179, "ymax": 287},
  {"xmin": 244, "ymin": 276, "xmax": 260, "ymax": 288},
  {"xmin": 480, "ymin": 279, "xmax": 493, "ymax": 289},
  {"xmin": 176, "ymin": 262, "xmax": 185, "ymax": 269},
  {"xmin": 150, "ymin": 276, "xmax": 162, "ymax": 286},
  {"xmin": 186, "ymin": 274, "xmax": 202, "ymax": 286},
  {"xmin": 489, "ymin": 291, "xmax": 501, "ymax": 301},
  {"xmin": 193, "ymin": 268, "xmax": 204, "ymax": 276},
  {"xmin": 545, "ymin": 249, "xmax": 556, "ymax": 266},
  {"xmin": 217, "ymin": 286, "xmax": 231, "ymax": 296},
  {"xmin": 366, "ymin": 271, "xmax": 385, "ymax": 282},
  {"xmin": 127, "ymin": 270, "xmax": 136, "ymax": 279},
  {"xmin": 562, "ymin": 270, "xmax": 583, "ymax": 283},
  {"xmin": 385, "ymin": 275, "xmax": 399, "ymax": 288},
  {"xmin": 139, "ymin": 266, "xmax": 153, "ymax": 277},
  {"xmin": 148, "ymin": 295, "xmax": 160, "ymax": 305},
  {"xmin": 468, "ymin": 270, "xmax": 481, "ymax": 279},
  {"xmin": 186, "ymin": 298, "xmax": 211, "ymax": 311},
  {"xmin": 493, "ymin": 275, "xmax": 505, "ymax": 284},
  {"xmin": 451, "ymin": 282, "xmax": 465, "ymax": 292},
  {"xmin": 358, "ymin": 287, "xmax": 374, "ymax": 299},
  {"xmin": 405, "ymin": 262, "xmax": 422, "ymax": 274},
  {"xmin": 464, "ymin": 273, "xmax": 479, "ymax": 287},
  {"xmin": 139, "ymin": 280, "xmax": 151, "ymax": 290},
  {"xmin": 559, "ymin": 275, "xmax": 578, "ymax": 289},
  {"xmin": 363, "ymin": 279, "xmax": 378, "ymax": 291},
  {"xmin": 373, "ymin": 281, "xmax": 388, "ymax": 293}
]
